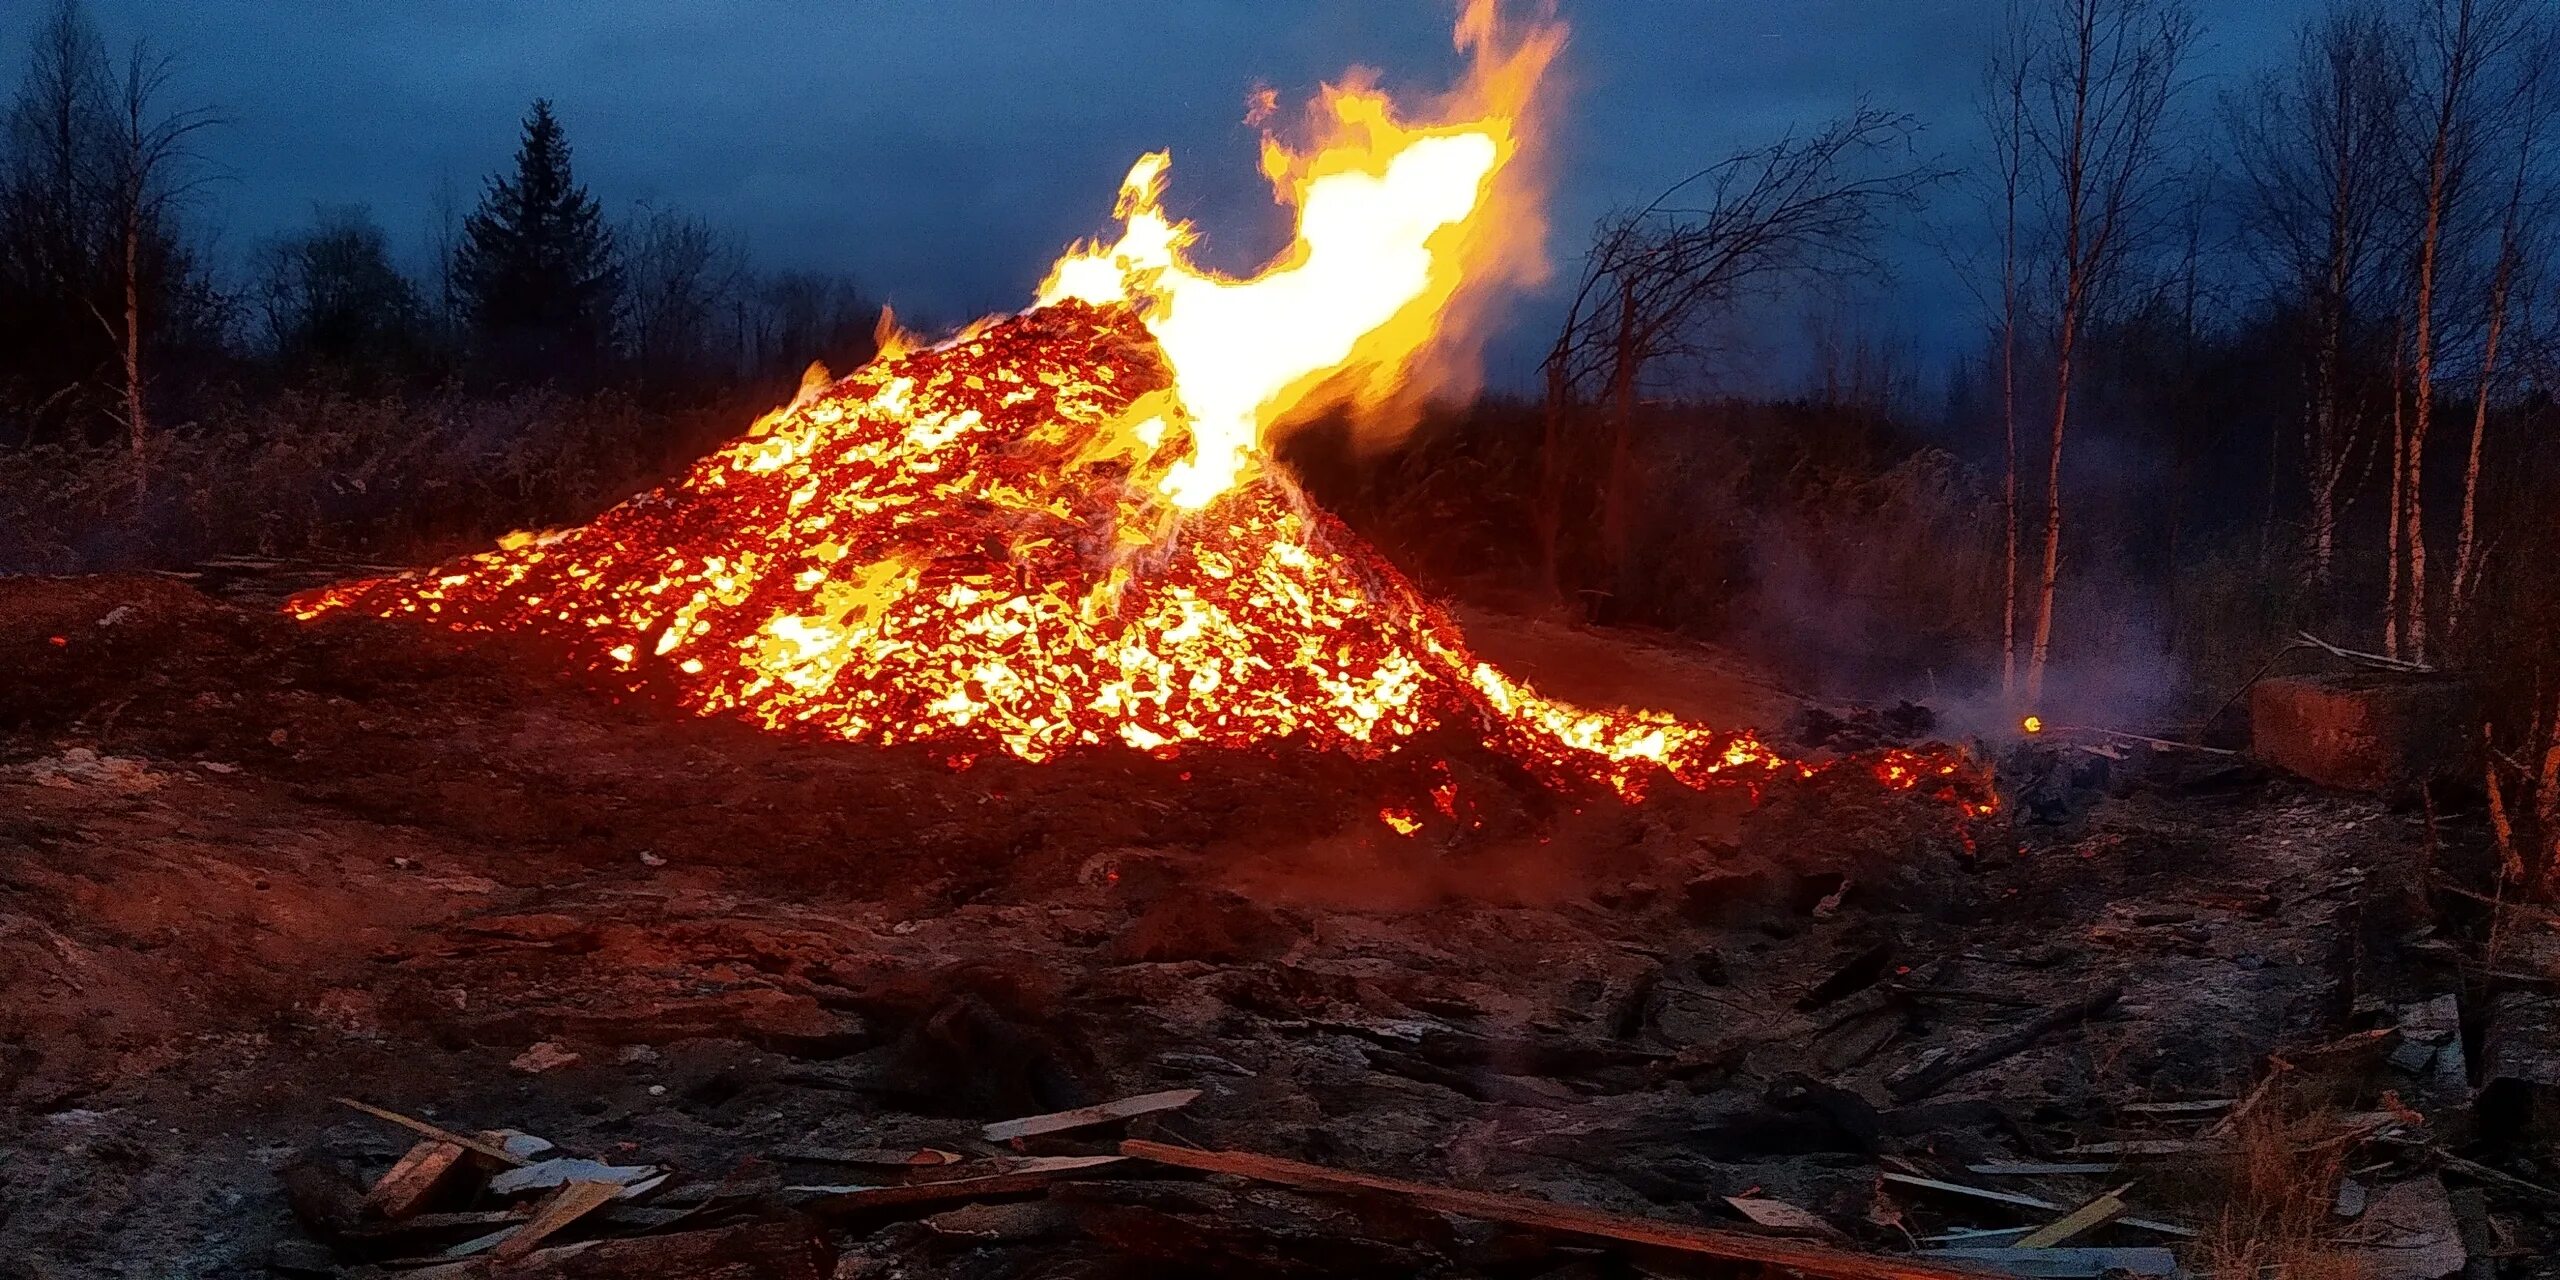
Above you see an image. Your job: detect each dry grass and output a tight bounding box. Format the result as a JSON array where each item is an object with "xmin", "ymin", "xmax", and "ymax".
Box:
[
  {"xmin": 2195, "ymin": 1096, "xmax": 2372, "ymax": 1280},
  {"xmin": 0, "ymin": 384, "xmax": 753, "ymax": 572}
]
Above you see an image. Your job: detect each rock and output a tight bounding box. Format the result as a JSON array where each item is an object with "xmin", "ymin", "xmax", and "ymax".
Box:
[
  {"xmin": 2350, "ymin": 1177, "xmax": 2466, "ymax": 1280},
  {"xmin": 512, "ymin": 1040, "xmax": 582, "ymax": 1073},
  {"xmin": 2388, "ymin": 994, "xmax": 2468, "ymax": 1115},
  {"xmin": 2250, "ymin": 672, "xmax": 2478, "ymax": 792}
]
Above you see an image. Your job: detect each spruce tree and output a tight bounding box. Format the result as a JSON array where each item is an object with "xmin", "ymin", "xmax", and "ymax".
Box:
[{"xmin": 452, "ymin": 99, "xmax": 618, "ymax": 381}]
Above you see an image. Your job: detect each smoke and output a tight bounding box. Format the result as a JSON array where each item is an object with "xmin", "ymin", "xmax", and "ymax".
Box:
[{"xmin": 1720, "ymin": 442, "xmax": 2190, "ymax": 747}]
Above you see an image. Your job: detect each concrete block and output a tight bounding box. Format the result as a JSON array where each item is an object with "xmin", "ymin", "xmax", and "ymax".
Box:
[{"xmin": 2250, "ymin": 672, "xmax": 2478, "ymax": 792}]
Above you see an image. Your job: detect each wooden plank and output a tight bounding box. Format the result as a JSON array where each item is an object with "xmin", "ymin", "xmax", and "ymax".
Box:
[
  {"xmin": 1880, "ymin": 1173, "xmax": 2193, "ymax": 1239},
  {"xmin": 800, "ymin": 1155, "xmax": 1126, "ymax": 1216},
  {"xmin": 1930, "ymin": 1247, "xmax": 2177, "ymax": 1277},
  {"xmin": 492, "ymin": 1180, "xmax": 623, "ymax": 1262},
  {"xmin": 774, "ymin": 1145, "xmax": 964, "ymax": 1167},
  {"xmin": 486, "ymin": 1157, "xmax": 660, "ymax": 1196},
  {"xmin": 333, "ymin": 1097, "xmax": 527, "ymax": 1167},
  {"xmin": 1726, "ymin": 1196, "xmax": 1846, "ymax": 1238},
  {"xmin": 364, "ymin": 1140, "xmax": 466, "ymax": 1219},
  {"xmin": 2115, "ymin": 1099, "xmax": 2233, "ymax": 1116},
  {"xmin": 344, "ymin": 1208, "xmax": 529, "ymax": 1239},
  {"xmin": 980, "ymin": 1088, "xmax": 1200, "ymax": 1142},
  {"xmin": 2013, "ymin": 1185, "xmax": 2130, "ymax": 1248},
  {"xmin": 1966, "ymin": 1163, "xmax": 2120, "ymax": 1177},
  {"xmin": 1121, "ymin": 1140, "xmax": 1997, "ymax": 1280},
  {"xmin": 2055, "ymin": 1140, "xmax": 2204, "ymax": 1158}
]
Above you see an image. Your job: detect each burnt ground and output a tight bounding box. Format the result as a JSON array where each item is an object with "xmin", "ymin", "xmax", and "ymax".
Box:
[{"xmin": 0, "ymin": 571, "xmax": 2547, "ymax": 1279}]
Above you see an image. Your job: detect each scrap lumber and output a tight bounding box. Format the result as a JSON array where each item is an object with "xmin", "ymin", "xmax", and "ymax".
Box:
[
  {"xmin": 1930, "ymin": 1247, "xmax": 2176, "ymax": 1278},
  {"xmin": 1726, "ymin": 1195, "xmax": 1847, "ymax": 1238},
  {"xmin": 1887, "ymin": 982, "xmax": 2124, "ymax": 1102},
  {"xmin": 2012, "ymin": 1184, "xmax": 2131, "ymax": 1247},
  {"xmin": 343, "ymin": 1208, "xmax": 529, "ymax": 1239},
  {"xmin": 487, "ymin": 1156, "xmax": 661, "ymax": 1197},
  {"xmin": 1966, "ymin": 1163, "xmax": 2120, "ymax": 1177},
  {"xmin": 492, "ymin": 1179, "xmax": 623, "ymax": 1262},
  {"xmin": 2202, "ymin": 1060, "xmax": 2292, "ymax": 1140},
  {"xmin": 800, "ymin": 1155, "xmax": 1126, "ymax": 1216},
  {"xmin": 2114, "ymin": 1099, "xmax": 2232, "ymax": 1117},
  {"xmin": 1120, "ymin": 1140, "xmax": 1998, "ymax": 1280},
  {"xmin": 775, "ymin": 1145, "xmax": 963, "ymax": 1167},
  {"xmin": 333, "ymin": 1097, "xmax": 527, "ymax": 1166},
  {"xmin": 1879, "ymin": 1173, "xmax": 2192, "ymax": 1238},
  {"xmin": 981, "ymin": 1088, "xmax": 1200, "ymax": 1142},
  {"xmin": 363, "ymin": 1140, "xmax": 466, "ymax": 1219},
  {"xmin": 393, "ymin": 1219, "xmax": 832, "ymax": 1280},
  {"xmin": 2054, "ymin": 1140, "xmax": 2203, "ymax": 1158}
]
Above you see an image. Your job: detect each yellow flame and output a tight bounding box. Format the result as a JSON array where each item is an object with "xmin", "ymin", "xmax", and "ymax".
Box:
[
  {"xmin": 2022, "ymin": 715, "xmax": 2043, "ymax": 735},
  {"xmin": 1038, "ymin": 0, "xmax": 1560, "ymax": 508}
]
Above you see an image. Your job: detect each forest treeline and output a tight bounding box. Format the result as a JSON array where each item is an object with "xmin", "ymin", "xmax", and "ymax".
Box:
[{"xmin": 0, "ymin": 1, "xmax": 880, "ymax": 565}]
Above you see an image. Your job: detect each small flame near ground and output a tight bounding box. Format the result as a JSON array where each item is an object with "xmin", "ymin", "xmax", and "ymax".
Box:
[{"xmin": 286, "ymin": 2, "xmax": 1989, "ymax": 820}]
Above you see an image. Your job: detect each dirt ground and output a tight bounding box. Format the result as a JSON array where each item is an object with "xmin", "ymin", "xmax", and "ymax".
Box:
[{"xmin": 0, "ymin": 571, "xmax": 2541, "ymax": 1278}]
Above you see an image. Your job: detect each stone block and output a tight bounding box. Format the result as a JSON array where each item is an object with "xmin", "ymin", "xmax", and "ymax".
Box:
[{"xmin": 2250, "ymin": 672, "xmax": 2478, "ymax": 792}]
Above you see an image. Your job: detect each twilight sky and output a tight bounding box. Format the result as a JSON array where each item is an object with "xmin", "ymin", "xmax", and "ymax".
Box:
[{"xmin": 11, "ymin": 0, "xmax": 2327, "ymax": 389}]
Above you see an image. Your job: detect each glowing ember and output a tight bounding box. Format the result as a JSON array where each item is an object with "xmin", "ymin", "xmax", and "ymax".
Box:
[
  {"xmin": 286, "ymin": 4, "xmax": 1984, "ymax": 813},
  {"xmin": 2022, "ymin": 715, "xmax": 2043, "ymax": 735}
]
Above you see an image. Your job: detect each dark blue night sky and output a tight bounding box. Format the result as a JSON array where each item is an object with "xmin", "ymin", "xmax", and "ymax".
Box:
[{"xmin": 11, "ymin": 1, "xmax": 2327, "ymax": 387}]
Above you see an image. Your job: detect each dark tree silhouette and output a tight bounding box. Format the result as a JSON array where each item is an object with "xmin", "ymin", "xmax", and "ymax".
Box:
[
  {"xmin": 253, "ymin": 204, "xmax": 427, "ymax": 376},
  {"xmin": 452, "ymin": 99, "xmax": 619, "ymax": 382}
]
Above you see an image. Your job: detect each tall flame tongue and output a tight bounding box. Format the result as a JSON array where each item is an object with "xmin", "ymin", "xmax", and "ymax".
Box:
[{"xmin": 288, "ymin": 5, "xmax": 1980, "ymax": 808}]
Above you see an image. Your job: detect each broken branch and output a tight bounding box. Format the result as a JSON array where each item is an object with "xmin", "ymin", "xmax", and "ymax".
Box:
[{"xmin": 1887, "ymin": 982, "xmax": 2125, "ymax": 1102}]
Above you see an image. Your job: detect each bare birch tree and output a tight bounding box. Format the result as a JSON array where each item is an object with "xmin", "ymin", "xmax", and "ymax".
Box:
[
  {"xmin": 97, "ymin": 42, "xmax": 218, "ymax": 502},
  {"xmin": 1988, "ymin": 2, "xmax": 2035, "ymax": 700},
  {"xmin": 2226, "ymin": 2, "xmax": 2408, "ymax": 591},
  {"xmin": 2018, "ymin": 0, "xmax": 2197, "ymax": 705},
  {"xmin": 2393, "ymin": 0, "xmax": 2538, "ymax": 662},
  {"xmin": 2448, "ymin": 22, "xmax": 2555, "ymax": 640}
]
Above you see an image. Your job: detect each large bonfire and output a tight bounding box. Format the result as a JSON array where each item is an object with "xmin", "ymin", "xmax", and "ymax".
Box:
[{"xmin": 290, "ymin": 4, "xmax": 1980, "ymax": 810}]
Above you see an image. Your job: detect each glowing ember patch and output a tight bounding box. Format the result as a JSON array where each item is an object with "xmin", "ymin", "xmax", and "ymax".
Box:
[{"xmin": 1379, "ymin": 807, "xmax": 1423, "ymax": 836}]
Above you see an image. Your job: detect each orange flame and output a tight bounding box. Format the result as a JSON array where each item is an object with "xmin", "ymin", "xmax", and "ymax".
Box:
[{"xmin": 1038, "ymin": 0, "xmax": 1559, "ymax": 505}]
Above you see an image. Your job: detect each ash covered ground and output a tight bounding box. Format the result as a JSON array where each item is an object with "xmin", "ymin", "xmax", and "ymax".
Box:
[{"xmin": 0, "ymin": 571, "xmax": 2533, "ymax": 1278}]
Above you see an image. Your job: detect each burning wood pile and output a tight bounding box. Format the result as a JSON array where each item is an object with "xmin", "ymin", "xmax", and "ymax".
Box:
[{"xmin": 279, "ymin": 7, "xmax": 1980, "ymax": 817}]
